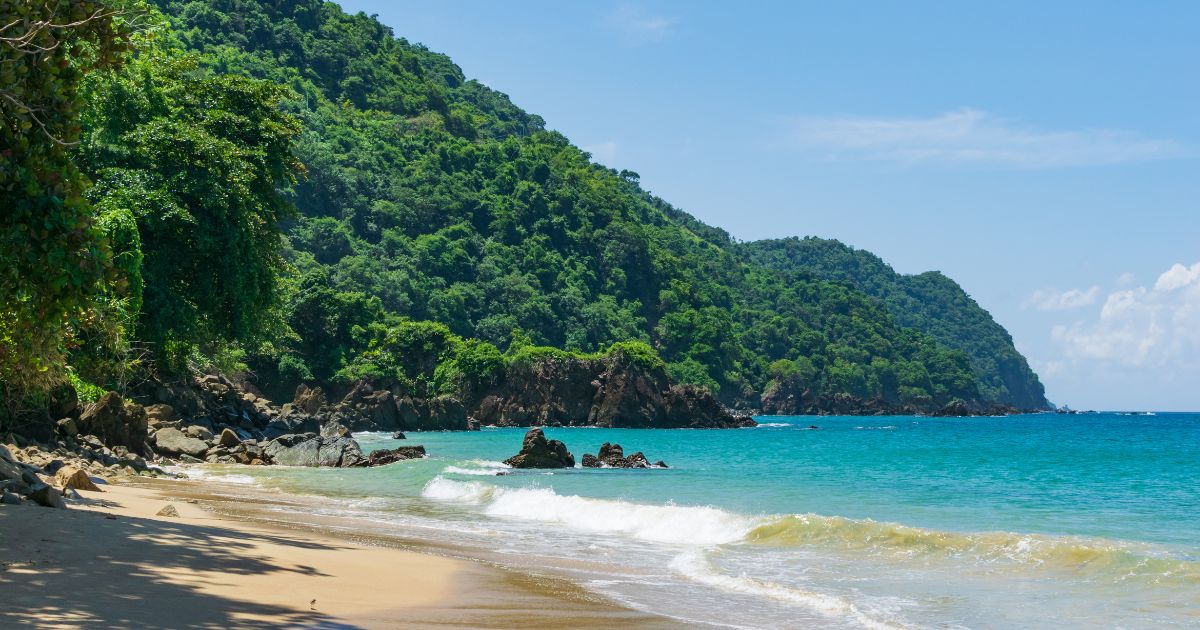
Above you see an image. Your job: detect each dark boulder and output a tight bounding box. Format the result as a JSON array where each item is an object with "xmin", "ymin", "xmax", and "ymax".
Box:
[
  {"xmin": 354, "ymin": 445, "xmax": 427, "ymax": 467},
  {"xmin": 503, "ymin": 428, "xmax": 575, "ymax": 468},
  {"xmin": 581, "ymin": 442, "xmax": 662, "ymax": 469},
  {"xmin": 77, "ymin": 393, "xmax": 148, "ymax": 455},
  {"xmin": 391, "ymin": 431, "xmax": 406, "ymax": 440}
]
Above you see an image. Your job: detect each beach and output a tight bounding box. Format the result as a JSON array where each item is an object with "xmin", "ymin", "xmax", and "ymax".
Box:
[{"xmin": 0, "ymin": 480, "xmax": 676, "ymax": 629}]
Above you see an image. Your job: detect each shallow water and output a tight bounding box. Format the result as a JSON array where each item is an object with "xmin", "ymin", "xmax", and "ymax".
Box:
[{"xmin": 187, "ymin": 413, "xmax": 1200, "ymax": 628}]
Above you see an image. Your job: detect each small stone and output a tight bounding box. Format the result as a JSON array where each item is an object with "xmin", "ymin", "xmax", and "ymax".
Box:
[
  {"xmin": 156, "ymin": 504, "xmax": 180, "ymax": 517},
  {"xmin": 391, "ymin": 431, "xmax": 406, "ymax": 440}
]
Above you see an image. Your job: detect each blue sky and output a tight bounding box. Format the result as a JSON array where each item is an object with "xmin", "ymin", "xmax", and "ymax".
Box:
[{"xmin": 338, "ymin": 1, "xmax": 1200, "ymax": 410}]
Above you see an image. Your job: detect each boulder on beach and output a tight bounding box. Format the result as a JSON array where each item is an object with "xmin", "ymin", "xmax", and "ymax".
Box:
[
  {"xmin": 152, "ymin": 427, "xmax": 210, "ymax": 458},
  {"xmin": 503, "ymin": 428, "xmax": 575, "ymax": 468},
  {"xmin": 262, "ymin": 435, "xmax": 366, "ymax": 468},
  {"xmin": 156, "ymin": 503, "xmax": 180, "ymax": 517},
  {"xmin": 56, "ymin": 466, "xmax": 102, "ymax": 492},
  {"xmin": 27, "ymin": 483, "xmax": 66, "ymax": 508}
]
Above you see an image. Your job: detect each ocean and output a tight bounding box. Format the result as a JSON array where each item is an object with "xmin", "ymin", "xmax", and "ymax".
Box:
[{"xmin": 186, "ymin": 413, "xmax": 1200, "ymax": 628}]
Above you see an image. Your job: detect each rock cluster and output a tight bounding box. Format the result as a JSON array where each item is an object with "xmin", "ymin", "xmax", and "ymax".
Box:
[
  {"xmin": 580, "ymin": 442, "xmax": 667, "ymax": 469},
  {"xmin": 503, "ymin": 428, "xmax": 575, "ymax": 468},
  {"xmin": 0, "ymin": 441, "xmax": 154, "ymax": 509}
]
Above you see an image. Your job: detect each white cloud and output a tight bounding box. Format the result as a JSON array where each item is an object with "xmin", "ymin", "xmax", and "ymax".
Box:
[
  {"xmin": 1115, "ymin": 272, "xmax": 1136, "ymax": 287},
  {"xmin": 583, "ymin": 140, "xmax": 619, "ymax": 163},
  {"xmin": 1023, "ymin": 286, "xmax": 1100, "ymax": 311},
  {"xmin": 1051, "ymin": 261, "xmax": 1200, "ymax": 368},
  {"xmin": 784, "ymin": 108, "xmax": 1186, "ymax": 168},
  {"xmin": 606, "ymin": 4, "xmax": 675, "ymax": 44}
]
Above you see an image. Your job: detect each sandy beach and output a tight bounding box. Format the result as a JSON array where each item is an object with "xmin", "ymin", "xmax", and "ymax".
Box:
[{"xmin": 0, "ymin": 480, "xmax": 678, "ymax": 629}]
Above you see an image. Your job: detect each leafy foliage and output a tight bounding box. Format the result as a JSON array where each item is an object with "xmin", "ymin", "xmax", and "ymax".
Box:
[
  {"xmin": 740, "ymin": 238, "xmax": 1048, "ymax": 408},
  {"xmin": 140, "ymin": 0, "xmax": 1042, "ymax": 409},
  {"xmin": 78, "ymin": 45, "xmax": 303, "ymax": 369},
  {"xmin": 1, "ymin": 0, "xmax": 138, "ymax": 405}
]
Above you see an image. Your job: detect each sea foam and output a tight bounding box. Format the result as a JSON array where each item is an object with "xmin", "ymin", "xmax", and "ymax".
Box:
[{"xmin": 422, "ymin": 477, "xmax": 761, "ymax": 545}]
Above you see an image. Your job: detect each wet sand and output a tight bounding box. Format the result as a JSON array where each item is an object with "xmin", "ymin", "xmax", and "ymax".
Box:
[{"xmin": 0, "ymin": 480, "xmax": 681, "ymax": 629}]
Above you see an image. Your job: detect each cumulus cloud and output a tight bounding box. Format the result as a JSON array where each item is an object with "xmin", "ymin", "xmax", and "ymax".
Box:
[
  {"xmin": 1023, "ymin": 286, "xmax": 1100, "ymax": 311},
  {"xmin": 1051, "ymin": 262, "xmax": 1200, "ymax": 368},
  {"xmin": 784, "ymin": 108, "xmax": 1186, "ymax": 168},
  {"xmin": 606, "ymin": 4, "xmax": 675, "ymax": 44}
]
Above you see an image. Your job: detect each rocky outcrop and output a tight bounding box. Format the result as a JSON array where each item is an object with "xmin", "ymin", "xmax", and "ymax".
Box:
[
  {"xmin": 503, "ymin": 428, "xmax": 575, "ymax": 468},
  {"xmin": 354, "ymin": 445, "xmax": 426, "ymax": 467},
  {"xmin": 760, "ymin": 375, "xmax": 1021, "ymax": 417},
  {"xmin": 77, "ymin": 393, "xmax": 148, "ymax": 455},
  {"xmin": 473, "ymin": 352, "xmax": 754, "ymax": 429},
  {"xmin": 580, "ymin": 443, "xmax": 664, "ymax": 469}
]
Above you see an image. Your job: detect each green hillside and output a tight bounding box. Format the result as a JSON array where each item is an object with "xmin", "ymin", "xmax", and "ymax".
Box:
[
  {"xmin": 0, "ymin": 0, "xmax": 1047, "ymax": 421},
  {"xmin": 739, "ymin": 238, "xmax": 1048, "ymax": 408}
]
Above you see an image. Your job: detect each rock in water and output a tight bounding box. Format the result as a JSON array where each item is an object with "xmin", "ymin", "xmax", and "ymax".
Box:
[
  {"xmin": 355, "ymin": 446, "xmax": 427, "ymax": 467},
  {"xmin": 391, "ymin": 431, "xmax": 406, "ymax": 440},
  {"xmin": 156, "ymin": 504, "xmax": 180, "ymax": 517},
  {"xmin": 580, "ymin": 442, "xmax": 662, "ymax": 469},
  {"xmin": 56, "ymin": 467, "xmax": 102, "ymax": 492},
  {"xmin": 503, "ymin": 428, "xmax": 574, "ymax": 468},
  {"xmin": 152, "ymin": 427, "xmax": 210, "ymax": 458}
]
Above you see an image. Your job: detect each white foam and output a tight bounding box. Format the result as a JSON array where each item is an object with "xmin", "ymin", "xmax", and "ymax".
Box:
[
  {"xmin": 174, "ymin": 467, "xmax": 259, "ymax": 486},
  {"xmin": 669, "ymin": 550, "xmax": 910, "ymax": 630},
  {"xmin": 756, "ymin": 422, "xmax": 793, "ymax": 428},
  {"xmin": 422, "ymin": 477, "xmax": 760, "ymax": 545}
]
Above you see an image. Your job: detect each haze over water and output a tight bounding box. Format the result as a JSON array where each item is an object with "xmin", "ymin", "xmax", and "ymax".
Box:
[{"xmin": 193, "ymin": 413, "xmax": 1200, "ymax": 628}]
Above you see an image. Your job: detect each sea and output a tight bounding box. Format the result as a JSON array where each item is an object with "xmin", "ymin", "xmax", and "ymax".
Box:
[{"xmin": 183, "ymin": 413, "xmax": 1200, "ymax": 629}]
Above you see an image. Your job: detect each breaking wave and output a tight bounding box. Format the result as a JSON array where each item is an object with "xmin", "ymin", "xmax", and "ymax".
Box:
[{"xmin": 423, "ymin": 477, "xmax": 1199, "ymax": 585}]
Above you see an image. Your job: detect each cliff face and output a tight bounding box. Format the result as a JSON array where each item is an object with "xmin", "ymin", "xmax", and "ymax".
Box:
[{"xmin": 473, "ymin": 353, "xmax": 754, "ymax": 429}]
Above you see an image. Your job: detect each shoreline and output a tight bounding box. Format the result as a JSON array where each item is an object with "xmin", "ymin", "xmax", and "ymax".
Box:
[{"xmin": 0, "ymin": 477, "xmax": 681, "ymax": 629}]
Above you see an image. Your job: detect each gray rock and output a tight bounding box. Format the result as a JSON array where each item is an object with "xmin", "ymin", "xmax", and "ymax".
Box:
[
  {"xmin": 153, "ymin": 428, "xmax": 209, "ymax": 458},
  {"xmin": 27, "ymin": 484, "xmax": 66, "ymax": 508},
  {"xmin": 1, "ymin": 491, "xmax": 20, "ymax": 505},
  {"xmin": 263, "ymin": 435, "xmax": 365, "ymax": 467},
  {"xmin": 185, "ymin": 425, "xmax": 214, "ymax": 441},
  {"xmin": 0, "ymin": 443, "xmax": 14, "ymax": 464}
]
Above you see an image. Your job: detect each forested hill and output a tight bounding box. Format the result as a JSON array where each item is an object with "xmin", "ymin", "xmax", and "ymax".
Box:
[
  {"xmin": 0, "ymin": 0, "xmax": 1036, "ymax": 418},
  {"xmin": 739, "ymin": 238, "xmax": 1048, "ymax": 408},
  {"xmin": 132, "ymin": 0, "xmax": 1045, "ymax": 411}
]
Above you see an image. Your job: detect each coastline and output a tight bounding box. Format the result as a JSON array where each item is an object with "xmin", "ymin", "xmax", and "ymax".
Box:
[{"xmin": 0, "ymin": 478, "xmax": 681, "ymax": 629}]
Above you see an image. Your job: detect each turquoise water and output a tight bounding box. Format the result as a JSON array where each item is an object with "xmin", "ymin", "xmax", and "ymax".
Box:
[{"xmin": 191, "ymin": 413, "xmax": 1200, "ymax": 628}]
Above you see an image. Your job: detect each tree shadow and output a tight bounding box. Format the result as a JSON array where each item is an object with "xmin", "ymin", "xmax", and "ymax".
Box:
[{"xmin": 0, "ymin": 500, "xmax": 365, "ymax": 629}]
